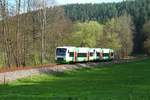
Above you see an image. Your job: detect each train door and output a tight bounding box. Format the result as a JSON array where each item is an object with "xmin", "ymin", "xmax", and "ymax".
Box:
[
  {"xmin": 99, "ymin": 50, "xmax": 101, "ymax": 60},
  {"xmin": 87, "ymin": 52, "xmax": 90, "ymax": 61},
  {"xmin": 109, "ymin": 50, "xmax": 111, "ymax": 59},
  {"xmin": 93, "ymin": 50, "xmax": 96, "ymax": 60},
  {"xmin": 109, "ymin": 50, "xmax": 113, "ymax": 59},
  {"xmin": 100, "ymin": 50, "xmax": 103, "ymax": 60},
  {"xmin": 74, "ymin": 50, "xmax": 77, "ymax": 63},
  {"xmin": 109, "ymin": 50, "xmax": 114, "ymax": 60}
]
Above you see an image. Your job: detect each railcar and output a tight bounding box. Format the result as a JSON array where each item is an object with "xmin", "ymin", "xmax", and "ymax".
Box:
[
  {"xmin": 95, "ymin": 48, "xmax": 103, "ymax": 61},
  {"xmin": 102, "ymin": 48, "xmax": 114, "ymax": 60},
  {"xmin": 76, "ymin": 47, "xmax": 90, "ymax": 62},
  {"xmin": 55, "ymin": 46, "xmax": 77, "ymax": 63},
  {"xmin": 89, "ymin": 48, "xmax": 96, "ymax": 61},
  {"xmin": 55, "ymin": 46, "xmax": 114, "ymax": 64},
  {"xmin": 109, "ymin": 49, "xmax": 115, "ymax": 60}
]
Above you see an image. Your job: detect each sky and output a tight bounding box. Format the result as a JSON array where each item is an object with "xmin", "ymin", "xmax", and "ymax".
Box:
[
  {"xmin": 57, "ymin": 0, "xmax": 123, "ymax": 5},
  {"xmin": 8, "ymin": 0, "xmax": 123, "ymax": 7}
]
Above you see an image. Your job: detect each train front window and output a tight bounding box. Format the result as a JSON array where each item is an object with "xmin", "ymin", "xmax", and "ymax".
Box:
[{"xmin": 56, "ymin": 48, "xmax": 67, "ymax": 56}]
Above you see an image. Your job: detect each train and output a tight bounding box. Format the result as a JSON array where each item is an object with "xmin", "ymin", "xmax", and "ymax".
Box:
[{"xmin": 55, "ymin": 46, "xmax": 114, "ymax": 63}]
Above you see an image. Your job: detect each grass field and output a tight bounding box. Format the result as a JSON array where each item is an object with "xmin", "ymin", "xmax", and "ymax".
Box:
[{"xmin": 0, "ymin": 58, "xmax": 150, "ymax": 100}]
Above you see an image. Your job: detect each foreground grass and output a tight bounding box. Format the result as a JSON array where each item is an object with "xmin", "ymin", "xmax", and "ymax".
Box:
[{"xmin": 0, "ymin": 59, "xmax": 150, "ymax": 100}]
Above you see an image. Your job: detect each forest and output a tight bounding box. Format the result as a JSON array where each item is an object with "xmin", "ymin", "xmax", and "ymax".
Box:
[{"xmin": 0, "ymin": 0, "xmax": 150, "ymax": 68}]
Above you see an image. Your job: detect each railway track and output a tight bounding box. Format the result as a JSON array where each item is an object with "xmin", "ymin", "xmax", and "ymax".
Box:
[
  {"xmin": 0, "ymin": 56, "xmax": 147, "ymax": 74},
  {"xmin": 0, "ymin": 64, "xmax": 57, "ymax": 73},
  {"xmin": 0, "ymin": 56, "xmax": 148, "ymax": 84}
]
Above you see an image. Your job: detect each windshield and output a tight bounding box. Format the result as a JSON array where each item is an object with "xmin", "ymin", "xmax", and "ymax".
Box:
[{"xmin": 56, "ymin": 48, "xmax": 67, "ymax": 56}]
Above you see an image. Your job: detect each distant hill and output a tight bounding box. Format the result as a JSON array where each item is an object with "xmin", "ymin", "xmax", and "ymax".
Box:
[{"xmin": 63, "ymin": 0, "xmax": 150, "ymax": 53}]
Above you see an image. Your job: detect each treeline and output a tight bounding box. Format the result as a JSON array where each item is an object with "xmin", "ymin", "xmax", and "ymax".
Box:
[
  {"xmin": 0, "ymin": 0, "xmax": 72, "ymax": 67},
  {"xmin": 68, "ymin": 14, "xmax": 134, "ymax": 58},
  {"xmin": 143, "ymin": 21, "xmax": 150, "ymax": 54},
  {"xmin": 63, "ymin": 0, "xmax": 150, "ymax": 54},
  {"xmin": 0, "ymin": 0, "xmax": 149, "ymax": 68}
]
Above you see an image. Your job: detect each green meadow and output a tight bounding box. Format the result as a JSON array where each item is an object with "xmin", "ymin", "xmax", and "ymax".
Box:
[{"xmin": 0, "ymin": 59, "xmax": 150, "ymax": 100}]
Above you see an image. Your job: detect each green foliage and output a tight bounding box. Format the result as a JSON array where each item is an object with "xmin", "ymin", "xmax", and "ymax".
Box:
[
  {"xmin": 99, "ymin": 18, "xmax": 121, "ymax": 50},
  {"xmin": 114, "ymin": 14, "xmax": 134, "ymax": 57},
  {"xmin": 69, "ymin": 14, "xmax": 133, "ymax": 58},
  {"xmin": 70, "ymin": 21, "xmax": 103, "ymax": 47},
  {"xmin": 33, "ymin": 52, "xmax": 41, "ymax": 65},
  {"xmin": 143, "ymin": 20, "xmax": 150, "ymax": 54},
  {"xmin": 0, "ymin": 52, "xmax": 5, "ymax": 67},
  {"xmin": 64, "ymin": 0, "xmax": 150, "ymax": 53},
  {"xmin": 0, "ymin": 59, "xmax": 150, "ymax": 99},
  {"xmin": 143, "ymin": 20, "xmax": 150, "ymax": 38},
  {"xmin": 144, "ymin": 39, "xmax": 150, "ymax": 54},
  {"xmin": 98, "ymin": 14, "xmax": 134, "ymax": 57},
  {"xmin": 0, "ymin": 6, "xmax": 72, "ymax": 67}
]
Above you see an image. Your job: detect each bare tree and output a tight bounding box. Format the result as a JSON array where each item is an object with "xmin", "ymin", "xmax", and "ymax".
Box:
[
  {"xmin": 0, "ymin": 0, "xmax": 12, "ymax": 67},
  {"xmin": 0, "ymin": 0, "xmax": 72, "ymax": 67}
]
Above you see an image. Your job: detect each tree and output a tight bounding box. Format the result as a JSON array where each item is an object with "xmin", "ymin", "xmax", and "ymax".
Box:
[
  {"xmin": 144, "ymin": 39, "xmax": 150, "ymax": 54},
  {"xmin": 143, "ymin": 20, "xmax": 150, "ymax": 39},
  {"xmin": 0, "ymin": 0, "xmax": 12, "ymax": 67},
  {"xmin": 115, "ymin": 14, "xmax": 134, "ymax": 57},
  {"xmin": 143, "ymin": 20, "xmax": 150, "ymax": 54},
  {"xmin": 99, "ymin": 18, "xmax": 121, "ymax": 50},
  {"xmin": 15, "ymin": 0, "xmax": 22, "ymax": 67},
  {"xmin": 99, "ymin": 14, "xmax": 134, "ymax": 58},
  {"xmin": 0, "ymin": 0, "xmax": 71, "ymax": 67},
  {"xmin": 45, "ymin": 6, "xmax": 73, "ymax": 63},
  {"xmin": 64, "ymin": 0, "xmax": 150, "ymax": 53},
  {"xmin": 70, "ymin": 21, "xmax": 103, "ymax": 47}
]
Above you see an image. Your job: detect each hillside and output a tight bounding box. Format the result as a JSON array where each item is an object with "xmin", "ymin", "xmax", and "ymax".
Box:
[{"xmin": 63, "ymin": 0, "xmax": 150, "ymax": 53}]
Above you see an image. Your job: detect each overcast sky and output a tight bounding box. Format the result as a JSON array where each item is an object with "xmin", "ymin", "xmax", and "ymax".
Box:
[{"xmin": 57, "ymin": 0, "xmax": 123, "ymax": 5}]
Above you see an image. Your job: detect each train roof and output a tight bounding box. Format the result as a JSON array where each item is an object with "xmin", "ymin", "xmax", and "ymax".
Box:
[
  {"xmin": 56, "ymin": 46, "xmax": 76, "ymax": 49},
  {"xmin": 89, "ymin": 48, "xmax": 101, "ymax": 52},
  {"xmin": 77, "ymin": 47, "xmax": 89, "ymax": 53},
  {"xmin": 89, "ymin": 48, "xmax": 95, "ymax": 52},
  {"xmin": 102, "ymin": 48, "xmax": 111, "ymax": 53},
  {"xmin": 56, "ymin": 47, "xmax": 114, "ymax": 53}
]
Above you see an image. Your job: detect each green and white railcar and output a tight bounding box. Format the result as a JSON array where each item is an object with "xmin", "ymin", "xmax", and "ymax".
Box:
[
  {"xmin": 109, "ymin": 49, "xmax": 114, "ymax": 60},
  {"xmin": 55, "ymin": 46, "xmax": 115, "ymax": 63},
  {"xmin": 55, "ymin": 46, "xmax": 77, "ymax": 63},
  {"xmin": 76, "ymin": 47, "xmax": 90, "ymax": 62},
  {"xmin": 94, "ymin": 48, "xmax": 103, "ymax": 61},
  {"xmin": 89, "ymin": 48, "xmax": 96, "ymax": 61},
  {"xmin": 102, "ymin": 48, "xmax": 111, "ymax": 60}
]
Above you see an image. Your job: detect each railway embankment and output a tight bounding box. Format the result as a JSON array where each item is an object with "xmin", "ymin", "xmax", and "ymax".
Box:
[{"xmin": 0, "ymin": 56, "xmax": 148, "ymax": 84}]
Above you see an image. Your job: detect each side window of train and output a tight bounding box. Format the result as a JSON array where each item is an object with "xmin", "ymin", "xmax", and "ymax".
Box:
[
  {"xmin": 90, "ymin": 52, "xmax": 93, "ymax": 56},
  {"xmin": 103, "ymin": 53, "xmax": 109, "ymax": 57},
  {"xmin": 93, "ymin": 50, "xmax": 95, "ymax": 52},
  {"xmin": 111, "ymin": 52, "xmax": 114, "ymax": 56},
  {"xmin": 103, "ymin": 53, "xmax": 105, "ymax": 56},
  {"xmin": 78, "ymin": 53, "xmax": 87, "ymax": 57},
  {"xmin": 96, "ymin": 52, "xmax": 100, "ymax": 56}
]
